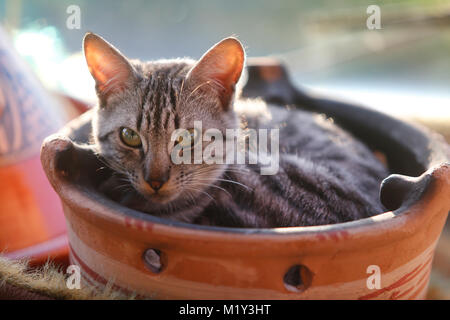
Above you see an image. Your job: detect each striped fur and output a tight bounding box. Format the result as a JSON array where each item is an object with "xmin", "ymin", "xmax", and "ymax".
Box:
[{"xmin": 88, "ymin": 37, "xmax": 389, "ymax": 227}]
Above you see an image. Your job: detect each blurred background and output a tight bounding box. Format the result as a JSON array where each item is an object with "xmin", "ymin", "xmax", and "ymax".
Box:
[
  {"xmin": 0, "ymin": 0, "xmax": 448, "ymax": 298},
  {"xmin": 1, "ymin": 0, "xmax": 450, "ymax": 126}
]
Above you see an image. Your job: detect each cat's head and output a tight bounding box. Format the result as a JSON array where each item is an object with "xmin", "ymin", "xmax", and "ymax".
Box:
[{"xmin": 83, "ymin": 33, "xmax": 245, "ymax": 206}]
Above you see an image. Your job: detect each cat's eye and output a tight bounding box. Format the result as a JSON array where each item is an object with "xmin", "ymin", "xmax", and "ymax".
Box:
[
  {"xmin": 120, "ymin": 127, "xmax": 142, "ymax": 148},
  {"xmin": 175, "ymin": 128, "xmax": 200, "ymax": 149}
]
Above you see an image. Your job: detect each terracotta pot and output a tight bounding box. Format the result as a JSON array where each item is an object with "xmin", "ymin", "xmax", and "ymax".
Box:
[
  {"xmin": 41, "ymin": 61, "xmax": 450, "ymax": 299},
  {"xmin": 0, "ymin": 27, "xmax": 78, "ymax": 264}
]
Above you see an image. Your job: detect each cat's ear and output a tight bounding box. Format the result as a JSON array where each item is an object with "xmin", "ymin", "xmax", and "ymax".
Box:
[
  {"xmin": 83, "ymin": 32, "xmax": 137, "ymax": 102},
  {"xmin": 187, "ymin": 37, "xmax": 245, "ymax": 109}
]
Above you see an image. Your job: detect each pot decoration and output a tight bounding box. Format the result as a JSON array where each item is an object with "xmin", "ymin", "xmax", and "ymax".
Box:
[
  {"xmin": 0, "ymin": 27, "xmax": 71, "ymax": 264},
  {"xmin": 41, "ymin": 60, "xmax": 450, "ymax": 299}
]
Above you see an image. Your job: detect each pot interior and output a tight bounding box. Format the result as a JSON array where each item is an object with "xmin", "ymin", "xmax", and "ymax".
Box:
[{"xmin": 52, "ymin": 62, "xmax": 449, "ymax": 234}]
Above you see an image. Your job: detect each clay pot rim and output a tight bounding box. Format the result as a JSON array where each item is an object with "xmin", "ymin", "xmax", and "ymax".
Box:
[
  {"xmin": 42, "ymin": 133, "xmax": 449, "ymax": 248},
  {"xmin": 76, "ymin": 180, "xmax": 397, "ymax": 235},
  {"xmin": 41, "ymin": 61, "xmax": 450, "ymax": 250}
]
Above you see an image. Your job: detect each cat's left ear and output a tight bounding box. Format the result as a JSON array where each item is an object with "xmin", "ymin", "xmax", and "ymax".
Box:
[{"xmin": 187, "ymin": 37, "xmax": 245, "ymax": 109}]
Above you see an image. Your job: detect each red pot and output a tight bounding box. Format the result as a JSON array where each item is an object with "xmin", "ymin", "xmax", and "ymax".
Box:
[{"xmin": 0, "ymin": 27, "xmax": 82, "ymax": 264}]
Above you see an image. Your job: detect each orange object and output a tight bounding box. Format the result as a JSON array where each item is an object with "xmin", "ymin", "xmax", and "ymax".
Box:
[
  {"xmin": 0, "ymin": 27, "xmax": 72, "ymax": 264},
  {"xmin": 41, "ymin": 61, "xmax": 450, "ymax": 299}
]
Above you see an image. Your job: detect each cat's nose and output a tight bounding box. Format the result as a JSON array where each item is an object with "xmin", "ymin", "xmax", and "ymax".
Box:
[
  {"xmin": 144, "ymin": 165, "xmax": 169, "ymax": 191},
  {"xmin": 149, "ymin": 180, "xmax": 164, "ymax": 191}
]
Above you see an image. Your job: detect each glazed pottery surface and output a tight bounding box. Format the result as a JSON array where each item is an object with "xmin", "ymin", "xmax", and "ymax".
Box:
[{"xmin": 41, "ymin": 61, "xmax": 450, "ymax": 299}]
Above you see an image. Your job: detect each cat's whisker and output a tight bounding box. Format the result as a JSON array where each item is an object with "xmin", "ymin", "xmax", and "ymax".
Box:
[
  {"xmin": 177, "ymin": 186, "xmax": 198, "ymax": 207},
  {"xmin": 224, "ymin": 169, "xmax": 250, "ymax": 175},
  {"xmin": 188, "ymin": 186, "xmax": 216, "ymax": 204},
  {"xmin": 183, "ymin": 187, "xmax": 194, "ymax": 203},
  {"xmin": 185, "ymin": 189, "xmax": 199, "ymax": 205},
  {"xmin": 97, "ymin": 156, "xmax": 124, "ymax": 174},
  {"xmin": 193, "ymin": 181, "xmax": 233, "ymax": 198},
  {"xmin": 200, "ymin": 178, "xmax": 252, "ymax": 191},
  {"xmin": 186, "ymin": 191, "xmax": 197, "ymax": 206}
]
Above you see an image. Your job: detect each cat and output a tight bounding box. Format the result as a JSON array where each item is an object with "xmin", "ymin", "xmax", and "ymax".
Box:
[{"xmin": 83, "ymin": 32, "xmax": 389, "ymax": 228}]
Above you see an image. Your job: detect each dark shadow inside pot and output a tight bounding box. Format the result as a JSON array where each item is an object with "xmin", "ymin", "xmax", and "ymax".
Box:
[{"xmin": 51, "ymin": 60, "xmax": 449, "ymax": 230}]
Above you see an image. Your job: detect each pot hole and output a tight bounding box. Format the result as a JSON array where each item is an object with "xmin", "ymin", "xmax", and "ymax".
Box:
[
  {"xmin": 283, "ymin": 264, "xmax": 313, "ymax": 293},
  {"xmin": 143, "ymin": 249, "xmax": 163, "ymax": 274}
]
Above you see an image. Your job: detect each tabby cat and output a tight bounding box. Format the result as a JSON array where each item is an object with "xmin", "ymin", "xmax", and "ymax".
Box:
[{"xmin": 83, "ymin": 32, "xmax": 389, "ymax": 228}]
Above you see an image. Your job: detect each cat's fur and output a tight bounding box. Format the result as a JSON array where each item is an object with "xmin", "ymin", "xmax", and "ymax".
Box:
[{"xmin": 84, "ymin": 33, "xmax": 389, "ymax": 228}]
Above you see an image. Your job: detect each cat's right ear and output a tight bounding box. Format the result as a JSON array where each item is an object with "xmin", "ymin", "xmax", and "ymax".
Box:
[
  {"xmin": 83, "ymin": 33, "xmax": 137, "ymax": 102},
  {"xmin": 187, "ymin": 37, "xmax": 245, "ymax": 110}
]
